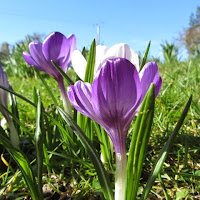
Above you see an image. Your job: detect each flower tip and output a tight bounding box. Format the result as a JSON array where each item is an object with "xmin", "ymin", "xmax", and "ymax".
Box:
[
  {"xmin": 68, "ymin": 33, "xmax": 76, "ymax": 38},
  {"xmin": 43, "ymin": 32, "xmax": 66, "ymax": 45}
]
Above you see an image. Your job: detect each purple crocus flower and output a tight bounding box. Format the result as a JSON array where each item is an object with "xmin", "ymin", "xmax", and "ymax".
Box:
[
  {"xmin": 69, "ymin": 58, "xmax": 141, "ymax": 154},
  {"xmin": 67, "ymin": 58, "xmax": 162, "ymax": 199},
  {"xmin": 0, "ymin": 64, "xmax": 19, "ymax": 148},
  {"xmin": 23, "ymin": 32, "xmax": 76, "ymax": 115},
  {"xmin": 68, "ymin": 58, "xmax": 161, "ymax": 154}
]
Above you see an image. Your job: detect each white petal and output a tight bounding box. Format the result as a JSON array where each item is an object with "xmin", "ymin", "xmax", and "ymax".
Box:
[
  {"xmin": 71, "ymin": 50, "xmax": 87, "ymax": 80},
  {"xmin": 95, "ymin": 45, "xmax": 108, "ymax": 73},
  {"xmin": 101, "ymin": 43, "xmax": 140, "ymax": 71}
]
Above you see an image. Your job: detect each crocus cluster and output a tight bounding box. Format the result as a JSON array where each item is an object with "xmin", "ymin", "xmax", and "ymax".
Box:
[
  {"xmin": 23, "ymin": 32, "xmax": 76, "ymax": 116},
  {"xmin": 23, "ymin": 33, "xmax": 162, "ymax": 200},
  {"xmin": 0, "ymin": 64, "xmax": 19, "ymax": 148}
]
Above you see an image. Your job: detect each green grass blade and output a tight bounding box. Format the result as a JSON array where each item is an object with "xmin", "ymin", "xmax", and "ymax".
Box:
[
  {"xmin": 57, "ymin": 107, "xmax": 114, "ymax": 200},
  {"xmin": 0, "ymin": 85, "xmax": 74, "ymax": 146},
  {"xmin": 93, "ymin": 122, "xmax": 114, "ymax": 171},
  {"xmin": 76, "ymin": 40, "xmax": 96, "ymax": 141},
  {"xmin": 34, "ymin": 90, "xmax": 44, "ymax": 199},
  {"xmin": 0, "ymin": 104, "xmax": 31, "ymax": 134},
  {"xmin": 141, "ymin": 95, "xmax": 192, "ymax": 200},
  {"xmin": 0, "ymin": 85, "xmax": 36, "ymax": 107},
  {"xmin": 34, "ymin": 69, "xmax": 58, "ymax": 106},
  {"xmin": 43, "ymin": 144, "xmax": 52, "ymax": 174},
  {"xmin": 126, "ymin": 83, "xmax": 155, "ymax": 200},
  {"xmin": 140, "ymin": 41, "xmax": 151, "ymax": 72},
  {"xmin": 84, "ymin": 39, "xmax": 96, "ymax": 83},
  {"xmin": 51, "ymin": 61, "xmax": 74, "ymax": 85},
  {"xmin": 48, "ymin": 151, "xmax": 93, "ymax": 168},
  {"xmin": 76, "ymin": 39, "xmax": 96, "ymax": 138},
  {"xmin": 158, "ymin": 173, "xmax": 170, "ymax": 200},
  {"xmin": 0, "ymin": 133, "xmax": 40, "ymax": 200}
]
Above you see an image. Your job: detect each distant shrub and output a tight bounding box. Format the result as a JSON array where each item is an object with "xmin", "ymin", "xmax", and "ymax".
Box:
[
  {"xmin": 1, "ymin": 33, "xmax": 45, "ymax": 78},
  {"xmin": 161, "ymin": 41, "xmax": 179, "ymax": 63}
]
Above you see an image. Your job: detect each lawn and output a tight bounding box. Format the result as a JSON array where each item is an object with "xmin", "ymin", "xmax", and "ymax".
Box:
[{"xmin": 0, "ymin": 38, "xmax": 199, "ymax": 200}]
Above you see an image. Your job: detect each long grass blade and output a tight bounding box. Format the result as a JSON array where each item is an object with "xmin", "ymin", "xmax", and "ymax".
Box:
[
  {"xmin": 0, "ymin": 133, "xmax": 40, "ymax": 200},
  {"xmin": 34, "ymin": 69, "xmax": 58, "ymax": 107},
  {"xmin": 57, "ymin": 107, "xmax": 114, "ymax": 200},
  {"xmin": 141, "ymin": 95, "xmax": 192, "ymax": 200},
  {"xmin": 126, "ymin": 83, "xmax": 155, "ymax": 200},
  {"xmin": 0, "ymin": 85, "xmax": 74, "ymax": 145},
  {"xmin": 0, "ymin": 104, "xmax": 31, "ymax": 134},
  {"xmin": 77, "ymin": 39, "xmax": 96, "ymax": 140},
  {"xmin": 51, "ymin": 61, "xmax": 74, "ymax": 85},
  {"xmin": 140, "ymin": 41, "xmax": 151, "ymax": 71},
  {"xmin": 84, "ymin": 39, "xmax": 96, "ymax": 83}
]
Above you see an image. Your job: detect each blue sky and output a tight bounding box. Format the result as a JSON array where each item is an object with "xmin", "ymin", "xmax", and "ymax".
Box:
[{"xmin": 0, "ymin": 0, "xmax": 199, "ymax": 59}]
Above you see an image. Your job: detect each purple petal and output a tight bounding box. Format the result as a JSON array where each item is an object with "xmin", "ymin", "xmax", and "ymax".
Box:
[
  {"xmin": 92, "ymin": 58, "xmax": 141, "ymax": 121},
  {"xmin": 62, "ymin": 34, "xmax": 77, "ymax": 72},
  {"xmin": 68, "ymin": 34, "xmax": 77, "ymax": 54},
  {"xmin": 29, "ymin": 42, "xmax": 59, "ymax": 79},
  {"xmin": 91, "ymin": 58, "xmax": 142, "ymax": 153},
  {"xmin": 23, "ymin": 51, "xmax": 44, "ymax": 71},
  {"xmin": 42, "ymin": 32, "xmax": 70, "ymax": 70},
  {"xmin": 68, "ymin": 58, "xmax": 143, "ymax": 154},
  {"xmin": 67, "ymin": 81, "xmax": 98, "ymax": 120},
  {"xmin": 140, "ymin": 62, "xmax": 162, "ymax": 100}
]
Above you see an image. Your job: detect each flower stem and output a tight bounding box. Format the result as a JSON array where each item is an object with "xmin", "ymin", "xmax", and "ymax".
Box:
[
  {"xmin": 58, "ymin": 78, "xmax": 72, "ymax": 117},
  {"xmin": 115, "ymin": 152, "xmax": 127, "ymax": 200}
]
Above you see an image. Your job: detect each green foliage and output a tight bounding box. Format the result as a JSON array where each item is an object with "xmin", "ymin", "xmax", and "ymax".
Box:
[
  {"xmin": 0, "ymin": 38, "xmax": 199, "ymax": 199},
  {"xmin": 140, "ymin": 41, "xmax": 151, "ymax": 71},
  {"xmin": 161, "ymin": 41, "xmax": 179, "ymax": 63},
  {"xmin": 189, "ymin": 7, "xmax": 200, "ymax": 28},
  {"xmin": 0, "ymin": 133, "xmax": 41, "ymax": 200}
]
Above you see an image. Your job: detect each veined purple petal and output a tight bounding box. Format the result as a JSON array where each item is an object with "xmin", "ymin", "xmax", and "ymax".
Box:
[
  {"xmin": 91, "ymin": 58, "xmax": 142, "ymax": 153},
  {"xmin": 68, "ymin": 57, "xmax": 161, "ymax": 155},
  {"xmin": 92, "ymin": 58, "xmax": 141, "ymax": 121},
  {"xmin": 140, "ymin": 62, "xmax": 162, "ymax": 100},
  {"xmin": 42, "ymin": 32, "xmax": 70, "ymax": 70},
  {"xmin": 23, "ymin": 51, "xmax": 44, "ymax": 71},
  {"xmin": 67, "ymin": 81, "xmax": 97, "ymax": 120},
  {"xmin": 29, "ymin": 42, "xmax": 59, "ymax": 79}
]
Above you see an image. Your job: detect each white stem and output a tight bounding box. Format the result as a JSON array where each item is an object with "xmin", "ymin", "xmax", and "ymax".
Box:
[{"xmin": 115, "ymin": 153, "xmax": 127, "ymax": 200}]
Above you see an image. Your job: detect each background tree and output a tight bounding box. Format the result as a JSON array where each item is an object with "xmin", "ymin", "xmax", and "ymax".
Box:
[{"xmin": 179, "ymin": 6, "xmax": 200, "ymax": 55}]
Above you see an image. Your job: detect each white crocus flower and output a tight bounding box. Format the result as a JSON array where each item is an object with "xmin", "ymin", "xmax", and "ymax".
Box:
[{"xmin": 71, "ymin": 43, "xmax": 139, "ymax": 80}]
